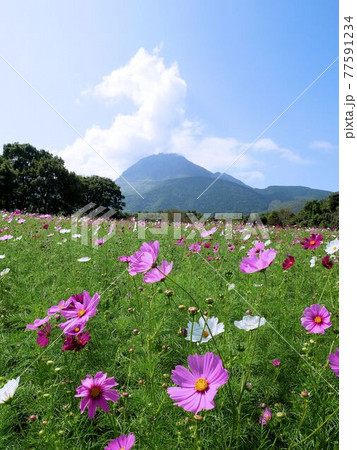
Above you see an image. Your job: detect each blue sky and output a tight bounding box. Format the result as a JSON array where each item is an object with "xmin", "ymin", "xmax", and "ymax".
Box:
[{"xmin": 0, "ymin": 0, "xmax": 338, "ymax": 191}]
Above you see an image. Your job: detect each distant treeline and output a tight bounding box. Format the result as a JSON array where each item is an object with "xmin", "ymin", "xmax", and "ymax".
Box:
[
  {"xmin": 258, "ymin": 192, "xmax": 339, "ymax": 228},
  {"xmin": 0, "ymin": 143, "xmax": 125, "ymax": 215}
]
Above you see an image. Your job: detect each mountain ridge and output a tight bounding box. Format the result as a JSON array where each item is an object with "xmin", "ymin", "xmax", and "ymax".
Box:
[{"xmin": 116, "ymin": 153, "xmax": 332, "ymax": 213}]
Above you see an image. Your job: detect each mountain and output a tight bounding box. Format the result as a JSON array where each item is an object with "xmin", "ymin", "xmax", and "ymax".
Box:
[{"xmin": 116, "ymin": 153, "xmax": 331, "ymax": 213}]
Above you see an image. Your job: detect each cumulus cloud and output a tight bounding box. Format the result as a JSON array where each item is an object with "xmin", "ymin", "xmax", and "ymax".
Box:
[{"xmin": 59, "ymin": 47, "xmax": 308, "ymax": 185}]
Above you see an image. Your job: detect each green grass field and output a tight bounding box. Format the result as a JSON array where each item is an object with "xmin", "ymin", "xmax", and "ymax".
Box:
[{"xmin": 0, "ymin": 213, "xmax": 339, "ymax": 449}]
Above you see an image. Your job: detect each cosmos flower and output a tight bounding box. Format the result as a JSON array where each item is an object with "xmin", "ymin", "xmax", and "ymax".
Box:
[
  {"xmin": 167, "ymin": 352, "xmax": 228, "ymax": 414},
  {"xmin": 259, "ymin": 407, "xmax": 272, "ymax": 425},
  {"xmin": 228, "ymin": 245, "xmax": 236, "ymax": 252},
  {"xmin": 105, "ymin": 433, "xmax": 136, "ymax": 450},
  {"xmin": 62, "ymin": 331, "xmax": 91, "ymax": 352},
  {"xmin": 271, "ymin": 359, "xmax": 281, "ymax": 366},
  {"xmin": 0, "ymin": 235, "xmax": 13, "ymax": 241},
  {"xmin": 143, "ymin": 260, "xmax": 173, "ymax": 283},
  {"xmin": 234, "ymin": 315, "xmax": 266, "ymax": 331},
  {"xmin": 326, "ymin": 239, "xmax": 339, "ymax": 255},
  {"xmin": 0, "ymin": 255, "xmax": 5, "ymax": 259},
  {"xmin": 301, "ymin": 304, "xmax": 332, "ymax": 334},
  {"xmin": 128, "ymin": 241, "xmax": 160, "ymax": 275},
  {"xmin": 310, "ymin": 256, "xmax": 318, "ymax": 268},
  {"xmin": 300, "ymin": 234, "xmax": 323, "ymax": 250},
  {"xmin": 36, "ymin": 323, "xmax": 51, "ymax": 347},
  {"xmin": 93, "ymin": 238, "xmax": 105, "ymax": 246},
  {"xmin": 26, "ymin": 316, "xmax": 51, "ymax": 330},
  {"xmin": 282, "ymin": 254, "xmax": 295, "ymax": 270},
  {"xmin": 322, "ymin": 255, "xmax": 334, "ymax": 269},
  {"xmin": 189, "ymin": 243, "xmax": 202, "ymax": 253},
  {"xmin": 0, "ymin": 377, "xmax": 20, "ymax": 404},
  {"xmin": 0, "ymin": 268, "xmax": 10, "ymax": 277},
  {"xmin": 247, "ymin": 241, "xmax": 265, "ymax": 256},
  {"xmin": 77, "ymin": 257, "xmax": 91, "ymax": 262},
  {"xmin": 47, "ymin": 299, "xmax": 72, "ymax": 316},
  {"xmin": 239, "ymin": 249, "xmax": 277, "ymax": 273},
  {"xmin": 328, "ymin": 348, "xmax": 339, "ymax": 377},
  {"xmin": 75, "ymin": 371, "xmax": 119, "ymax": 418},
  {"xmin": 200, "ymin": 227, "xmax": 217, "ymax": 238},
  {"xmin": 59, "ymin": 291, "xmax": 100, "ymax": 331},
  {"xmin": 185, "ymin": 317, "xmax": 225, "ymax": 343}
]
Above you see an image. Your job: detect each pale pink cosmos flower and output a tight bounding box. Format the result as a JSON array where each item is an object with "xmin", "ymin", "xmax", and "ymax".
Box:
[
  {"xmin": 0, "ymin": 235, "xmax": 13, "ymax": 241},
  {"xmin": 59, "ymin": 291, "xmax": 100, "ymax": 332},
  {"xmin": 143, "ymin": 261, "xmax": 173, "ymax": 283},
  {"xmin": 128, "ymin": 241, "xmax": 160, "ymax": 275},
  {"xmin": 167, "ymin": 352, "xmax": 228, "ymax": 414},
  {"xmin": 200, "ymin": 227, "xmax": 217, "ymax": 238},
  {"xmin": 240, "ymin": 249, "xmax": 277, "ymax": 273},
  {"xmin": 105, "ymin": 433, "xmax": 136, "ymax": 450},
  {"xmin": 301, "ymin": 304, "xmax": 332, "ymax": 334},
  {"xmin": 259, "ymin": 407, "xmax": 272, "ymax": 425},
  {"xmin": 75, "ymin": 371, "xmax": 119, "ymax": 418},
  {"xmin": 189, "ymin": 243, "xmax": 201, "ymax": 253},
  {"xmin": 247, "ymin": 241, "xmax": 265, "ymax": 256}
]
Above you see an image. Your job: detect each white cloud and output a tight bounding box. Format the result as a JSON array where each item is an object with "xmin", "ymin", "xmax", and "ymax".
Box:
[
  {"xmin": 59, "ymin": 47, "xmax": 308, "ymax": 184},
  {"xmin": 309, "ymin": 140, "xmax": 336, "ymax": 151}
]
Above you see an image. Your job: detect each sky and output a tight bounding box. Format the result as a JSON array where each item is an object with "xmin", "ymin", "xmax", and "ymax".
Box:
[{"xmin": 0, "ymin": 1, "xmax": 338, "ymax": 191}]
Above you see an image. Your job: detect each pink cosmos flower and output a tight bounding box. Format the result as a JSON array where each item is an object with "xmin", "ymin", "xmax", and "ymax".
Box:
[
  {"xmin": 118, "ymin": 255, "xmax": 130, "ymax": 263},
  {"xmin": 189, "ymin": 243, "xmax": 202, "ymax": 253},
  {"xmin": 37, "ymin": 324, "xmax": 51, "ymax": 347},
  {"xmin": 239, "ymin": 249, "xmax": 277, "ymax": 273},
  {"xmin": 26, "ymin": 316, "xmax": 51, "ymax": 330},
  {"xmin": 300, "ymin": 234, "xmax": 323, "ymax": 250},
  {"xmin": 247, "ymin": 241, "xmax": 265, "ymax": 256},
  {"xmin": 282, "ymin": 254, "xmax": 295, "ymax": 270},
  {"xmin": 75, "ymin": 371, "xmax": 119, "ymax": 418},
  {"xmin": 213, "ymin": 243, "xmax": 220, "ymax": 253},
  {"xmin": 62, "ymin": 331, "xmax": 91, "ymax": 352},
  {"xmin": 204, "ymin": 242, "xmax": 211, "ymax": 249},
  {"xmin": 128, "ymin": 241, "xmax": 160, "ymax": 275},
  {"xmin": 143, "ymin": 261, "xmax": 173, "ymax": 283},
  {"xmin": 93, "ymin": 238, "xmax": 105, "ymax": 246},
  {"xmin": 271, "ymin": 359, "xmax": 281, "ymax": 366},
  {"xmin": 0, "ymin": 235, "xmax": 13, "ymax": 241},
  {"xmin": 301, "ymin": 304, "xmax": 332, "ymax": 334},
  {"xmin": 175, "ymin": 238, "xmax": 185, "ymax": 245},
  {"xmin": 59, "ymin": 291, "xmax": 100, "ymax": 332},
  {"xmin": 328, "ymin": 348, "xmax": 339, "ymax": 377},
  {"xmin": 47, "ymin": 299, "xmax": 72, "ymax": 316},
  {"xmin": 259, "ymin": 407, "xmax": 272, "ymax": 425},
  {"xmin": 167, "ymin": 352, "xmax": 228, "ymax": 414},
  {"xmin": 228, "ymin": 245, "xmax": 236, "ymax": 252},
  {"xmin": 105, "ymin": 433, "xmax": 136, "ymax": 450},
  {"xmin": 200, "ymin": 227, "xmax": 217, "ymax": 238}
]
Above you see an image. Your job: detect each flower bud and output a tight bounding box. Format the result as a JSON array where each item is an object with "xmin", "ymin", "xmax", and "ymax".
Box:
[
  {"xmin": 245, "ymin": 382, "xmax": 253, "ymax": 391},
  {"xmin": 300, "ymin": 390, "xmax": 309, "ymax": 398},
  {"xmin": 188, "ymin": 306, "xmax": 198, "ymax": 315}
]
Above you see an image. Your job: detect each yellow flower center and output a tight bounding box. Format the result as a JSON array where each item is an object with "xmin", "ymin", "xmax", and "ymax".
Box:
[
  {"xmin": 74, "ymin": 327, "xmax": 80, "ymax": 333},
  {"xmin": 310, "ymin": 240, "xmax": 316, "ymax": 246},
  {"xmin": 77, "ymin": 309, "xmax": 86, "ymax": 317},
  {"xmin": 195, "ymin": 377, "xmax": 209, "ymax": 392},
  {"xmin": 90, "ymin": 386, "xmax": 101, "ymax": 398},
  {"xmin": 314, "ymin": 316, "xmax": 322, "ymax": 324},
  {"xmin": 202, "ymin": 330, "xmax": 210, "ymax": 338}
]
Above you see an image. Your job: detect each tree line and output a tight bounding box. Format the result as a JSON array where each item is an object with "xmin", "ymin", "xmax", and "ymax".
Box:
[
  {"xmin": 0, "ymin": 143, "xmax": 125, "ymax": 215},
  {"xmin": 258, "ymin": 192, "xmax": 339, "ymax": 228}
]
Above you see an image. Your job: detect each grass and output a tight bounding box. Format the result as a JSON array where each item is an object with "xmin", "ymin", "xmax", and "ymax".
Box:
[{"xmin": 0, "ymin": 213, "xmax": 339, "ymax": 449}]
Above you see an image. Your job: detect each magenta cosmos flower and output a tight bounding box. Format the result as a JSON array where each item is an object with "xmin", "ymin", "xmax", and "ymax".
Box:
[
  {"xmin": 143, "ymin": 260, "xmax": 173, "ymax": 283},
  {"xmin": 26, "ymin": 316, "xmax": 50, "ymax": 330},
  {"xmin": 62, "ymin": 331, "xmax": 91, "ymax": 352},
  {"xmin": 105, "ymin": 433, "xmax": 136, "ymax": 450},
  {"xmin": 37, "ymin": 323, "xmax": 51, "ymax": 347},
  {"xmin": 167, "ymin": 352, "xmax": 228, "ymax": 414},
  {"xmin": 128, "ymin": 241, "xmax": 160, "ymax": 275},
  {"xmin": 271, "ymin": 359, "xmax": 281, "ymax": 366},
  {"xmin": 301, "ymin": 304, "xmax": 332, "ymax": 334},
  {"xmin": 300, "ymin": 233, "xmax": 323, "ymax": 250},
  {"xmin": 259, "ymin": 407, "xmax": 272, "ymax": 425},
  {"xmin": 328, "ymin": 348, "xmax": 339, "ymax": 377},
  {"xmin": 240, "ymin": 249, "xmax": 277, "ymax": 273},
  {"xmin": 59, "ymin": 291, "xmax": 100, "ymax": 333},
  {"xmin": 75, "ymin": 371, "xmax": 119, "ymax": 418},
  {"xmin": 282, "ymin": 254, "xmax": 295, "ymax": 271},
  {"xmin": 322, "ymin": 255, "xmax": 334, "ymax": 269}
]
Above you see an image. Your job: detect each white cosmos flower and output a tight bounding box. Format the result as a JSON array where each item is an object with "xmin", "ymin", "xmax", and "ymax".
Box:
[
  {"xmin": 77, "ymin": 257, "xmax": 91, "ymax": 262},
  {"xmin": 0, "ymin": 377, "xmax": 20, "ymax": 404},
  {"xmin": 325, "ymin": 239, "xmax": 339, "ymax": 255},
  {"xmin": 228, "ymin": 283, "xmax": 235, "ymax": 291},
  {"xmin": 59, "ymin": 229, "xmax": 71, "ymax": 234},
  {"xmin": 0, "ymin": 255, "xmax": 5, "ymax": 259},
  {"xmin": 0, "ymin": 268, "xmax": 10, "ymax": 277},
  {"xmin": 265, "ymin": 240, "xmax": 271, "ymax": 246},
  {"xmin": 234, "ymin": 315, "xmax": 266, "ymax": 331},
  {"xmin": 186, "ymin": 317, "xmax": 225, "ymax": 343},
  {"xmin": 310, "ymin": 256, "xmax": 318, "ymax": 268},
  {"xmin": 72, "ymin": 234, "xmax": 81, "ymax": 239}
]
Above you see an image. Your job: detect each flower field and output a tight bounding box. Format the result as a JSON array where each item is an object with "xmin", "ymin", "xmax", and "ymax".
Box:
[{"xmin": 0, "ymin": 212, "xmax": 339, "ymax": 449}]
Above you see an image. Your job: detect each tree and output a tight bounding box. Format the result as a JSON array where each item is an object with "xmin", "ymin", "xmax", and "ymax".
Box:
[{"xmin": 79, "ymin": 176, "xmax": 125, "ymax": 213}]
